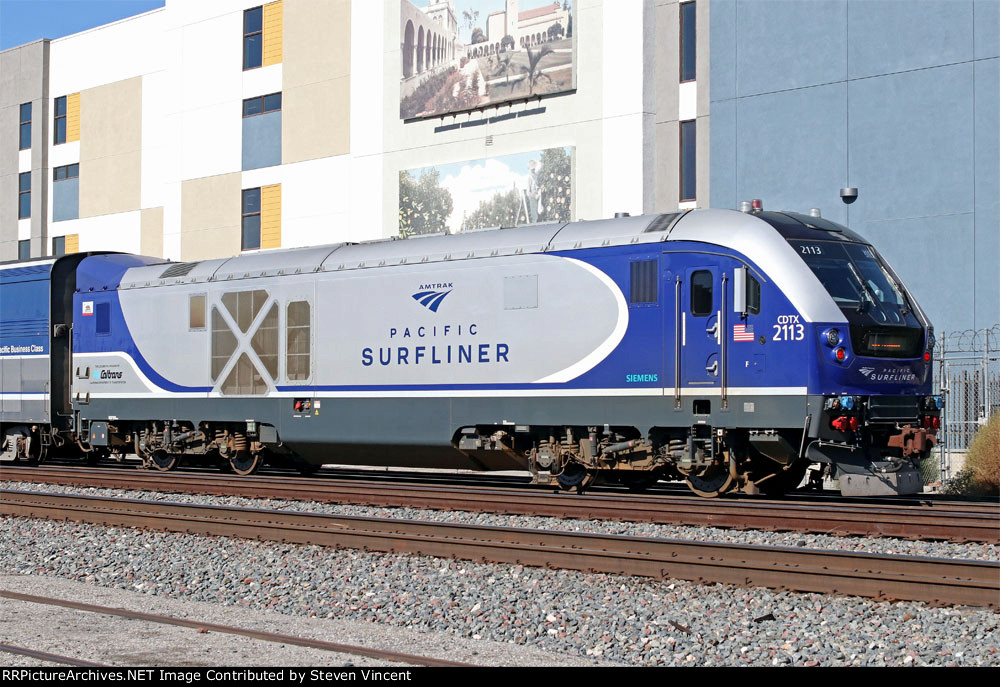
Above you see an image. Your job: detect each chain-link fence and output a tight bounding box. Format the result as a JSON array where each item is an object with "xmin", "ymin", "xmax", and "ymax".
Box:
[{"xmin": 934, "ymin": 325, "xmax": 1000, "ymax": 480}]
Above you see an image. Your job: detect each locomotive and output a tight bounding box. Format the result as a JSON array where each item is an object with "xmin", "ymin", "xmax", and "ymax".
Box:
[{"xmin": 0, "ymin": 206, "xmax": 942, "ymax": 497}]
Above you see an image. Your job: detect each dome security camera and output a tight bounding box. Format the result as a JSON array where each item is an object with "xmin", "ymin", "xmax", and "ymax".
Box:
[{"xmin": 840, "ymin": 187, "xmax": 859, "ymax": 204}]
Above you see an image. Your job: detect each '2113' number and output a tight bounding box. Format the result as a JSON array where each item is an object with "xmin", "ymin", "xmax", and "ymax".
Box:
[{"xmin": 773, "ymin": 324, "xmax": 804, "ymax": 341}]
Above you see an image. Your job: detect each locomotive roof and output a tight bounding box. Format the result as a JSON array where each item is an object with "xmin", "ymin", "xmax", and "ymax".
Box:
[
  {"xmin": 118, "ymin": 213, "xmax": 680, "ymax": 289},
  {"xmin": 111, "ymin": 209, "xmax": 857, "ymax": 322}
]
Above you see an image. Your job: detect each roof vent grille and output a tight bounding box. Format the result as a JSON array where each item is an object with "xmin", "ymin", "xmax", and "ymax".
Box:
[{"xmin": 160, "ymin": 262, "xmax": 199, "ymax": 278}]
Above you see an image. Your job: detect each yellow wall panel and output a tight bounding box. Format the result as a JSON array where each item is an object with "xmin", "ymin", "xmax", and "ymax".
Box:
[
  {"xmin": 66, "ymin": 92, "xmax": 81, "ymax": 142},
  {"xmin": 64, "ymin": 234, "xmax": 79, "ymax": 254},
  {"xmin": 263, "ymin": 0, "xmax": 283, "ymax": 66},
  {"xmin": 261, "ymin": 184, "xmax": 281, "ymax": 249}
]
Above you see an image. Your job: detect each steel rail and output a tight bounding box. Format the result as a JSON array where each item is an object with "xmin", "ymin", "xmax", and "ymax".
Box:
[
  {"xmin": 0, "ymin": 591, "xmax": 470, "ymax": 667},
  {"xmin": 2, "ymin": 466, "xmax": 997, "ymax": 543},
  {"xmin": 2, "ymin": 489, "xmax": 997, "ymax": 609},
  {"xmin": 0, "ymin": 643, "xmax": 109, "ymax": 667}
]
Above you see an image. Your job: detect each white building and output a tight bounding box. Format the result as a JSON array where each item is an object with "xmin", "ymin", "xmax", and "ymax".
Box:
[{"xmin": 2, "ymin": 0, "xmax": 708, "ymax": 263}]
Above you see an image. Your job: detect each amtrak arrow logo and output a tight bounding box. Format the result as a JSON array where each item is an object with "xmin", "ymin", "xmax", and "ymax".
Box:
[
  {"xmin": 859, "ymin": 367, "xmax": 875, "ymax": 377},
  {"xmin": 412, "ymin": 289, "xmax": 452, "ymax": 312}
]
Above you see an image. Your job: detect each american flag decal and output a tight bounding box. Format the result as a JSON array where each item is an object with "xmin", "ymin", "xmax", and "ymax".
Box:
[{"xmin": 733, "ymin": 323, "xmax": 755, "ymax": 342}]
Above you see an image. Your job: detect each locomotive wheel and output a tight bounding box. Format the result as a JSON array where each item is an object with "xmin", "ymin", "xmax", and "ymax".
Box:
[
  {"xmin": 556, "ymin": 462, "xmax": 594, "ymax": 493},
  {"xmin": 684, "ymin": 461, "xmax": 736, "ymax": 498},
  {"xmin": 149, "ymin": 451, "xmax": 178, "ymax": 471},
  {"xmin": 229, "ymin": 451, "xmax": 262, "ymax": 476},
  {"xmin": 757, "ymin": 459, "xmax": 811, "ymax": 497}
]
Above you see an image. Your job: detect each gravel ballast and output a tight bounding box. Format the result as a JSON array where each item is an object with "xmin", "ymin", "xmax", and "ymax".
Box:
[
  {"xmin": 1, "ymin": 483, "xmax": 998, "ymax": 666},
  {"xmin": 3, "ymin": 480, "xmax": 997, "ymax": 562}
]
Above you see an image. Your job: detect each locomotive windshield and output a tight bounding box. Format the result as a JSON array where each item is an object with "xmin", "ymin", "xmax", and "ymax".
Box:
[{"xmin": 790, "ymin": 239, "xmax": 924, "ymax": 358}]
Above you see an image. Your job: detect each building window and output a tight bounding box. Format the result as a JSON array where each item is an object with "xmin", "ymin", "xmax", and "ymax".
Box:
[
  {"xmin": 18, "ymin": 240, "xmax": 30, "ymax": 261},
  {"xmin": 242, "ymin": 94, "xmax": 282, "ymax": 170},
  {"xmin": 243, "ymin": 93, "xmax": 281, "ymax": 117},
  {"xmin": 54, "ymin": 96, "xmax": 67, "ymax": 144},
  {"xmin": 53, "ymin": 164, "xmax": 80, "ymax": 222},
  {"xmin": 52, "ymin": 236, "xmax": 66, "ymax": 257},
  {"xmin": 18, "ymin": 172, "xmax": 31, "ymax": 219},
  {"xmin": 54, "ymin": 164, "xmax": 79, "ymax": 181},
  {"xmin": 244, "ymin": 6, "xmax": 263, "ymax": 70},
  {"xmin": 19, "ymin": 103, "xmax": 31, "ymax": 150},
  {"xmin": 680, "ymin": 119, "xmax": 696, "ymax": 202},
  {"xmin": 680, "ymin": 2, "xmax": 696, "ymax": 83},
  {"xmin": 242, "ymin": 188, "xmax": 261, "ymax": 251}
]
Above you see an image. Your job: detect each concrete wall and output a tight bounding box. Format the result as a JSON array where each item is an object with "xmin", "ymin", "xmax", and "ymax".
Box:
[
  {"xmin": 79, "ymin": 76, "xmax": 143, "ymax": 218},
  {"xmin": 0, "ymin": 41, "xmax": 49, "ymax": 261},
  {"xmin": 283, "ymin": 0, "xmax": 351, "ymax": 163},
  {"xmin": 654, "ymin": 0, "xmax": 710, "ymax": 211},
  {"xmin": 181, "ymin": 173, "xmax": 242, "ymax": 261},
  {"xmin": 710, "ymin": 0, "xmax": 999, "ymax": 334}
]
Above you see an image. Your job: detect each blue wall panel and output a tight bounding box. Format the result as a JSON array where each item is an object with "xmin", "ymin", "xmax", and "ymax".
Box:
[
  {"xmin": 847, "ymin": 63, "xmax": 974, "ymax": 223},
  {"xmin": 736, "ymin": 0, "xmax": 846, "ymax": 96},
  {"xmin": 974, "ymin": 0, "xmax": 999, "ymax": 59},
  {"xmin": 709, "ymin": 0, "xmax": 994, "ymax": 332},
  {"xmin": 709, "ymin": 0, "xmax": 737, "ymax": 102},
  {"xmin": 52, "ymin": 177, "xmax": 79, "ymax": 222},
  {"xmin": 242, "ymin": 111, "xmax": 282, "ymax": 171},
  {"xmin": 735, "ymin": 83, "xmax": 848, "ymax": 223},
  {"xmin": 708, "ymin": 98, "xmax": 737, "ymax": 211},
  {"xmin": 848, "ymin": 0, "xmax": 973, "ymax": 78},
  {"xmin": 863, "ymin": 213, "xmax": 975, "ymax": 335}
]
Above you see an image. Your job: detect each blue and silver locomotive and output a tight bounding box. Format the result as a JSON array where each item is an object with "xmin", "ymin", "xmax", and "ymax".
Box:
[{"xmin": 0, "ymin": 207, "xmax": 941, "ymax": 497}]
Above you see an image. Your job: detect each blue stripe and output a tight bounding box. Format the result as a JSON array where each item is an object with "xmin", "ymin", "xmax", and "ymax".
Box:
[{"xmin": 427, "ymin": 291, "xmax": 449, "ymax": 312}]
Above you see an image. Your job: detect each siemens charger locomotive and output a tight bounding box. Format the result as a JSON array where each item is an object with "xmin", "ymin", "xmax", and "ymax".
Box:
[{"xmin": 0, "ymin": 207, "xmax": 942, "ymax": 497}]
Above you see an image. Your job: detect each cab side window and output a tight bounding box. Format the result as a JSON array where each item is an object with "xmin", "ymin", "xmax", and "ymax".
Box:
[
  {"xmin": 747, "ymin": 274, "xmax": 761, "ymax": 315},
  {"xmin": 690, "ymin": 270, "xmax": 712, "ymax": 316}
]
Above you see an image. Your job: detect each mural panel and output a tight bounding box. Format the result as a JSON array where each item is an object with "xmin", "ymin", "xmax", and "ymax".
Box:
[
  {"xmin": 399, "ymin": 147, "xmax": 574, "ymax": 236},
  {"xmin": 400, "ymin": 0, "xmax": 575, "ymax": 119}
]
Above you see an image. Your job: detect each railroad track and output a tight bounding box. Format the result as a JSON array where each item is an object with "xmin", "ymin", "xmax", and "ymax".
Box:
[
  {"xmin": 0, "ymin": 590, "xmax": 470, "ymax": 667},
  {"xmin": 2, "ymin": 465, "xmax": 997, "ymax": 543},
  {"xmin": 2, "ymin": 489, "xmax": 997, "ymax": 609},
  {"xmin": 0, "ymin": 643, "xmax": 109, "ymax": 667}
]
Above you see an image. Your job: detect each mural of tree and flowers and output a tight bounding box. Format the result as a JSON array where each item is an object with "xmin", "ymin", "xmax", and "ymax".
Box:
[{"xmin": 399, "ymin": 146, "xmax": 574, "ymax": 237}]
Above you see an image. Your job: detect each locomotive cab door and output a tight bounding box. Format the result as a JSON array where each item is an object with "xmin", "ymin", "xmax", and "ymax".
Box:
[{"xmin": 682, "ymin": 266, "xmax": 723, "ymax": 393}]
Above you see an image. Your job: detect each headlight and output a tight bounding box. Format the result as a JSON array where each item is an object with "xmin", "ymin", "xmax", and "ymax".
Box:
[{"xmin": 824, "ymin": 328, "xmax": 840, "ymax": 347}]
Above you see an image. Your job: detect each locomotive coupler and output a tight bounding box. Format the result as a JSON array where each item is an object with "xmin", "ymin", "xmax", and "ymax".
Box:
[{"xmin": 886, "ymin": 425, "xmax": 937, "ymax": 458}]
